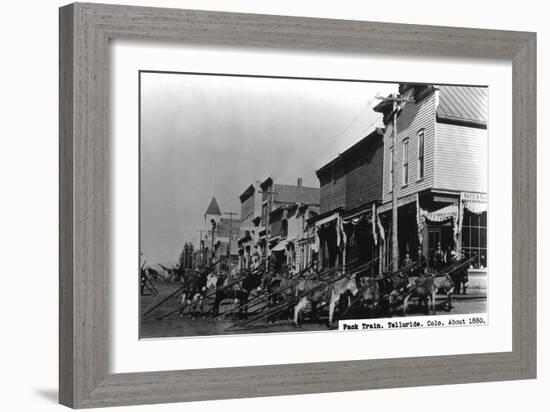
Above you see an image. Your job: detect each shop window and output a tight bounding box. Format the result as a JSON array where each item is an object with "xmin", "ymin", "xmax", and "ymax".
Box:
[{"xmin": 461, "ymin": 210, "xmax": 488, "ymax": 268}]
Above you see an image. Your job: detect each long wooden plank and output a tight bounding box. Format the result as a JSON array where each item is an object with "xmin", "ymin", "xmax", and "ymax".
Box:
[
  {"xmin": 142, "ymin": 257, "xmax": 223, "ymax": 317},
  {"xmin": 230, "ymin": 259, "xmax": 373, "ymax": 328},
  {"xmin": 220, "ymin": 262, "xmax": 315, "ymax": 318},
  {"xmin": 155, "ymin": 258, "xmax": 270, "ymax": 320}
]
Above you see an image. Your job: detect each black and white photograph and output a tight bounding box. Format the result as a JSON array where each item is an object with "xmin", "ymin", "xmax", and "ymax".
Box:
[
  {"xmin": 139, "ymin": 72, "xmax": 488, "ymax": 339},
  {"xmin": 2, "ymin": 0, "xmax": 544, "ymax": 409}
]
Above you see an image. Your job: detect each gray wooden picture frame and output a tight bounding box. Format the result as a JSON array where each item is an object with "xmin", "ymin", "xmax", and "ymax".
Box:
[{"xmin": 59, "ymin": 2, "xmax": 536, "ymax": 408}]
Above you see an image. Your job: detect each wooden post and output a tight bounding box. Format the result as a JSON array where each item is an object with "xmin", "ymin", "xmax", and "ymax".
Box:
[
  {"xmin": 224, "ymin": 211, "xmax": 238, "ymax": 271},
  {"xmin": 391, "ymin": 98, "xmax": 399, "ymax": 272},
  {"xmin": 376, "ymin": 93, "xmax": 415, "ymax": 271}
]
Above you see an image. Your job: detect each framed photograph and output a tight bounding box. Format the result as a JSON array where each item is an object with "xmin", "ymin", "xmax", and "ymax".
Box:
[{"xmin": 59, "ymin": 2, "xmax": 536, "ymax": 408}]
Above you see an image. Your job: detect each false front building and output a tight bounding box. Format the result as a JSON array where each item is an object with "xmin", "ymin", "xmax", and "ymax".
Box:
[
  {"xmin": 314, "ymin": 128, "xmax": 385, "ymax": 274},
  {"xmin": 374, "ymin": 84, "xmax": 488, "ymax": 270},
  {"xmin": 237, "ymin": 182, "xmax": 264, "ymax": 269},
  {"xmin": 259, "ymin": 177, "xmax": 320, "ymax": 272}
]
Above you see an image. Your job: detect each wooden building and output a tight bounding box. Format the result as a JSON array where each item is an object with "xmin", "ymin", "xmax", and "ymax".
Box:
[
  {"xmin": 314, "ymin": 128, "xmax": 385, "ymax": 272},
  {"xmin": 374, "ymin": 84, "xmax": 488, "ymax": 269},
  {"xmin": 294, "ymin": 203, "xmax": 319, "ymax": 271},
  {"xmin": 237, "ymin": 182, "xmax": 264, "ymax": 269},
  {"xmin": 216, "ymin": 216, "xmax": 241, "ymax": 261},
  {"xmin": 259, "ymin": 177, "xmax": 320, "ymax": 271},
  {"xmin": 270, "ymin": 202, "xmax": 320, "ymax": 272}
]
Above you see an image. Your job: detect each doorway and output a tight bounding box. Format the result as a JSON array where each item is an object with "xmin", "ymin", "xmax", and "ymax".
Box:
[{"xmin": 427, "ymin": 224, "xmax": 453, "ymax": 267}]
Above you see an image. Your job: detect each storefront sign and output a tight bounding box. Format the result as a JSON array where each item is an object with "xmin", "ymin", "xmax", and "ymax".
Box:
[
  {"xmin": 462, "ymin": 192, "xmax": 488, "ymax": 202},
  {"xmin": 377, "ymin": 194, "xmax": 417, "ymax": 214},
  {"xmin": 461, "ymin": 192, "xmax": 488, "ymax": 214}
]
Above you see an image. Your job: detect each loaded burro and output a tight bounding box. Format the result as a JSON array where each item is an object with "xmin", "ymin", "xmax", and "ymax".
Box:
[{"xmin": 141, "ymin": 83, "xmax": 488, "ymax": 334}]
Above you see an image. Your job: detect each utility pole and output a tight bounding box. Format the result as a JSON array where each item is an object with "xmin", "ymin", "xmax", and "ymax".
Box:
[
  {"xmin": 260, "ymin": 189, "xmax": 277, "ymax": 271},
  {"xmin": 210, "ymin": 219, "xmax": 217, "ymax": 266},
  {"xmin": 182, "ymin": 243, "xmax": 188, "ymax": 271},
  {"xmin": 376, "ymin": 93, "xmax": 415, "ymax": 271},
  {"xmin": 197, "ymin": 230, "xmax": 205, "ymax": 266},
  {"xmin": 224, "ymin": 211, "xmax": 238, "ymax": 271}
]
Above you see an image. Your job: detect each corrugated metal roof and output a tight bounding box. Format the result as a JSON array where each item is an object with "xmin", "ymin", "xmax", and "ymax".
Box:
[
  {"xmin": 274, "ymin": 184, "xmax": 320, "ymax": 205},
  {"xmin": 437, "ymin": 86, "xmax": 488, "ymax": 126}
]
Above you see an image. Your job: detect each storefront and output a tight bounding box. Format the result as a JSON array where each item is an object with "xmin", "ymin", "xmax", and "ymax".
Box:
[
  {"xmin": 269, "ymin": 237, "xmax": 287, "ymax": 272},
  {"xmin": 313, "ymin": 211, "xmax": 342, "ymax": 271},
  {"xmin": 419, "ymin": 192, "xmax": 487, "ymax": 269},
  {"xmin": 378, "ymin": 191, "xmax": 488, "ymax": 271},
  {"xmin": 342, "ymin": 203, "xmax": 379, "ymax": 275},
  {"xmin": 237, "ymin": 231, "xmax": 252, "ymax": 270},
  {"xmin": 377, "ymin": 194, "xmax": 419, "ymax": 270},
  {"xmin": 313, "ymin": 204, "xmax": 381, "ymax": 274},
  {"xmin": 296, "ymin": 234, "xmax": 317, "ymax": 272},
  {"xmin": 459, "ymin": 193, "xmax": 488, "ymax": 268}
]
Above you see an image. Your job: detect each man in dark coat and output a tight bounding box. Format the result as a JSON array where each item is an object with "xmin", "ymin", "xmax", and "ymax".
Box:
[
  {"xmin": 416, "ymin": 247, "xmax": 427, "ymax": 276},
  {"xmin": 433, "ymin": 242, "xmax": 445, "ymax": 272},
  {"xmin": 451, "ymin": 250, "xmax": 469, "ymax": 294}
]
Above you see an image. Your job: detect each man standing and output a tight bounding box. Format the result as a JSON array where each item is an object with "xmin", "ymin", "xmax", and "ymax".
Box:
[
  {"xmin": 401, "ymin": 253, "xmax": 413, "ymax": 268},
  {"xmin": 417, "ymin": 246, "xmax": 427, "ymax": 275},
  {"xmin": 433, "ymin": 242, "xmax": 445, "ymax": 272},
  {"xmin": 451, "ymin": 250, "xmax": 469, "ymax": 294}
]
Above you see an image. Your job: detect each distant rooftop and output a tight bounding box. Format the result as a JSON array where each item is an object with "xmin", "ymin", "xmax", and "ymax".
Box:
[
  {"xmin": 260, "ymin": 176, "xmax": 320, "ymax": 206},
  {"xmin": 204, "ymin": 196, "xmax": 222, "ymax": 216},
  {"xmin": 274, "ymin": 183, "xmax": 320, "ymax": 205}
]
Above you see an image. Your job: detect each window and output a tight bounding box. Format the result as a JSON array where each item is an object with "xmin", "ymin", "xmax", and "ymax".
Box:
[
  {"xmin": 402, "ymin": 139, "xmax": 409, "ymax": 185},
  {"xmin": 461, "ymin": 210, "xmax": 487, "ymax": 268},
  {"xmin": 388, "ymin": 146, "xmax": 394, "ymax": 191},
  {"xmin": 417, "ymin": 129, "xmax": 425, "ymax": 180}
]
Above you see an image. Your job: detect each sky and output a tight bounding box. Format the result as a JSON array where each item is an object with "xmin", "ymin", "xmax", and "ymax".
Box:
[{"xmin": 140, "ymin": 72, "xmax": 397, "ymax": 263}]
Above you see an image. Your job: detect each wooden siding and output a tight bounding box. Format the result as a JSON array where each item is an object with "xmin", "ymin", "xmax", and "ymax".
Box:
[
  {"xmin": 318, "ymin": 132, "xmax": 383, "ymax": 213},
  {"xmin": 345, "ymin": 137, "xmax": 384, "ymax": 208},
  {"xmin": 382, "ymin": 92, "xmax": 436, "ymax": 203},
  {"xmin": 434, "ymin": 122, "xmax": 488, "ymax": 193},
  {"xmin": 319, "ymin": 168, "xmax": 346, "ymax": 214}
]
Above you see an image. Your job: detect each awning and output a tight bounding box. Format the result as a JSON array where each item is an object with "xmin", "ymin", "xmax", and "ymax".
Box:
[
  {"xmin": 464, "ymin": 201, "xmax": 487, "ymax": 214},
  {"xmin": 271, "ymin": 240, "xmax": 288, "ymax": 252},
  {"xmin": 315, "ymin": 212, "xmax": 339, "ymax": 228},
  {"xmin": 462, "ymin": 193, "xmax": 488, "ymax": 214},
  {"xmin": 285, "ymin": 237, "xmax": 296, "ymax": 246},
  {"xmin": 343, "ymin": 203, "xmax": 374, "ymax": 224},
  {"xmin": 422, "ymin": 204, "xmax": 458, "ymax": 223}
]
